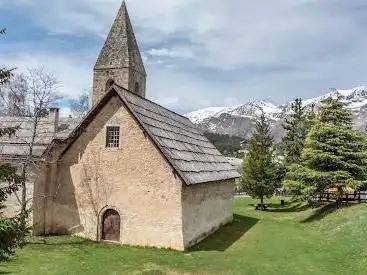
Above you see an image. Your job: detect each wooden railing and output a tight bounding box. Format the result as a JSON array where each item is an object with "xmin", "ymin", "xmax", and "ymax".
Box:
[{"xmin": 318, "ymin": 191, "xmax": 367, "ymax": 202}]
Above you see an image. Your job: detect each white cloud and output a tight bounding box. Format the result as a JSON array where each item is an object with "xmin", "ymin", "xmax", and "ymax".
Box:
[
  {"xmin": 11, "ymin": 0, "xmax": 359, "ymax": 70},
  {"xmin": 0, "ymin": 52, "xmax": 92, "ymax": 100},
  {"xmin": 147, "ymin": 63, "xmax": 246, "ymax": 111},
  {"xmin": 60, "ymin": 107, "xmax": 72, "ymax": 118},
  {"xmin": 147, "ymin": 48, "xmax": 195, "ymax": 59},
  {"xmin": 2, "ymin": 0, "xmax": 367, "ymax": 111}
]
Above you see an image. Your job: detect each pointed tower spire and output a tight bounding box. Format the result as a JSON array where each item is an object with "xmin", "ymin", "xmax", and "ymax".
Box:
[{"xmin": 93, "ymin": 1, "xmax": 146, "ymax": 104}]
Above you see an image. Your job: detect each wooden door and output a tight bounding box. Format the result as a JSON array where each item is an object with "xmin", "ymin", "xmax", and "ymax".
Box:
[{"xmin": 102, "ymin": 209, "xmax": 120, "ymax": 242}]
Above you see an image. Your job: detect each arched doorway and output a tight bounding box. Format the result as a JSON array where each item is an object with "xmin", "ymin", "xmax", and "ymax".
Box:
[{"xmin": 101, "ymin": 209, "xmax": 121, "ymax": 242}]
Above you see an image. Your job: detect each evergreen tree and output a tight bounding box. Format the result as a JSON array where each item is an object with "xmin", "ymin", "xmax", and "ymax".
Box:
[
  {"xmin": 0, "ymin": 28, "xmax": 16, "ymax": 206},
  {"xmin": 281, "ymin": 98, "xmax": 311, "ymax": 165},
  {"xmin": 0, "ymin": 29, "xmax": 12, "ymax": 85},
  {"xmin": 204, "ymin": 132, "xmax": 244, "ymax": 158},
  {"xmin": 0, "ymin": 28, "xmax": 17, "ymax": 207},
  {"xmin": 0, "ymin": 28, "xmax": 26, "ymax": 260},
  {"xmin": 0, "ymin": 163, "xmax": 24, "ymax": 261},
  {"xmin": 241, "ymin": 112, "xmax": 280, "ymax": 209},
  {"xmin": 284, "ymin": 95, "xmax": 367, "ymax": 203}
]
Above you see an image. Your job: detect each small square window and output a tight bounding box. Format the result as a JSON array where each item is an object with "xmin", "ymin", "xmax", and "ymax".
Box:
[{"xmin": 106, "ymin": 126, "xmax": 120, "ymax": 148}]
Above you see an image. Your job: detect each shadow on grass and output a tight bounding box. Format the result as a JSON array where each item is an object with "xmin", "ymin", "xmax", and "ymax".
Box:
[
  {"xmin": 26, "ymin": 235, "xmax": 93, "ymax": 246},
  {"xmin": 301, "ymin": 202, "xmax": 358, "ymax": 223},
  {"xmin": 268, "ymin": 203, "xmax": 310, "ymax": 213},
  {"xmin": 246, "ymin": 201, "xmax": 310, "ymax": 213},
  {"xmin": 190, "ymin": 214, "xmax": 258, "ymax": 252},
  {"xmin": 0, "ymin": 257, "xmax": 19, "ymax": 274}
]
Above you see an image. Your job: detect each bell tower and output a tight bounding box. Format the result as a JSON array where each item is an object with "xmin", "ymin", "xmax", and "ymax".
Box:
[{"xmin": 92, "ymin": 1, "xmax": 146, "ymax": 105}]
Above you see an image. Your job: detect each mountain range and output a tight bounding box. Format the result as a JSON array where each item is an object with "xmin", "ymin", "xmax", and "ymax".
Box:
[{"xmin": 184, "ymin": 86, "xmax": 367, "ymax": 139}]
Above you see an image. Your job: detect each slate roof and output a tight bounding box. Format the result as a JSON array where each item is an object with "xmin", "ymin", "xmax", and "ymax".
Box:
[
  {"xmin": 94, "ymin": 2, "xmax": 146, "ymax": 75},
  {"xmin": 226, "ymin": 157, "xmax": 243, "ymax": 174},
  {"xmin": 0, "ymin": 116, "xmax": 80, "ymax": 158},
  {"xmin": 114, "ymin": 85, "xmax": 240, "ymax": 185}
]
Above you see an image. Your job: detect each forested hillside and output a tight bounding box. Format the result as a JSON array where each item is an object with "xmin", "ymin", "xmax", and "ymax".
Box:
[{"xmin": 204, "ymin": 132, "xmax": 244, "ymax": 158}]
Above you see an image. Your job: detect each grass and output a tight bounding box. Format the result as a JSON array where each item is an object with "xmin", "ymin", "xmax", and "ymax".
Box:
[{"xmin": 1, "ymin": 197, "xmax": 367, "ymax": 274}]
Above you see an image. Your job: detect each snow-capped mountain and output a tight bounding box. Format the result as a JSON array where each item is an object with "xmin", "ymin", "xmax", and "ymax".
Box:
[
  {"xmin": 186, "ymin": 100, "xmax": 282, "ymax": 124},
  {"xmin": 296, "ymin": 86, "xmax": 367, "ymax": 113},
  {"xmin": 184, "ymin": 86, "xmax": 367, "ymax": 138},
  {"xmin": 186, "ymin": 105, "xmax": 242, "ymax": 124}
]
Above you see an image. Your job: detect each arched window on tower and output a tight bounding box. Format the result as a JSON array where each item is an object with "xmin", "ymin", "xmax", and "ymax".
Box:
[
  {"xmin": 106, "ymin": 79, "xmax": 115, "ymax": 91},
  {"xmin": 135, "ymin": 82, "xmax": 140, "ymax": 95}
]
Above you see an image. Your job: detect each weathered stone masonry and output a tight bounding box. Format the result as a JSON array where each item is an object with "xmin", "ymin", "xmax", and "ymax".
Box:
[{"xmin": 93, "ymin": 2, "xmax": 146, "ymax": 105}]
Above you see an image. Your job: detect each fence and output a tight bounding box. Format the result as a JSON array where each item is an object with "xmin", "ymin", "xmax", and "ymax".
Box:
[
  {"xmin": 234, "ymin": 188, "xmax": 367, "ymax": 203},
  {"xmin": 318, "ymin": 191, "xmax": 367, "ymax": 203}
]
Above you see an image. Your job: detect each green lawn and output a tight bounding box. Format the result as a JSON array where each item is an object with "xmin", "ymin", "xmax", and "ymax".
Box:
[{"xmin": 1, "ymin": 197, "xmax": 367, "ymax": 275}]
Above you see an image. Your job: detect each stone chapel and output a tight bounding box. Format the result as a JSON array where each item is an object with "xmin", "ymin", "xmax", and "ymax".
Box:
[{"xmin": 1, "ymin": 2, "xmax": 240, "ymax": 250}]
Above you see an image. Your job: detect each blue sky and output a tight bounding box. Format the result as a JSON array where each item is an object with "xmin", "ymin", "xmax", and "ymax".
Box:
[{"xmin": 1, "ymin": 0, "xmax": 367, "ymax": 115}]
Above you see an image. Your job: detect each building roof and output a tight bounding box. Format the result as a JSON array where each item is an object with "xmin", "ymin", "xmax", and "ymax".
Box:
[
  {"xmin": 226, "ymin": 157, "xmax": 243, "ymax": 173},
  {"xmin": 94, "ymin": 1, "xmax": 146, "ymax": 75},
  {"xmin": 0, "ymin": 116, "xmax": 80, "ymax": 159},
  {"xmin": 61, "ymin": 85, "xmax": 240, "ymax": 185}
]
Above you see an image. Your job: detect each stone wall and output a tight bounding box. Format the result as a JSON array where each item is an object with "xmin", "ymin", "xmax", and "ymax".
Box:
[
  {"xmin": 92, "ymin": 68, "xmax": 146, "ymax": 105},
  {"xmin": 92, "ymin": 68, "xmax": 129, "ymax": 105},
  {"xmin": 128, "ymin": 68, "xmax": 146, "ymax": 98},
  {"xmin": 41, "ymin": 95, "xmax": 185, "ymax": 250},
  {"xmin": 181, "ymin": 179, "xmax": 235, "ymax": 248},
  {"xmin": 1, "ymin": 162, "xmax": 46, "ymax": 227},
  {"xmin": 1, "ymin": 181, "xmax": 33, "ymax": 218}
]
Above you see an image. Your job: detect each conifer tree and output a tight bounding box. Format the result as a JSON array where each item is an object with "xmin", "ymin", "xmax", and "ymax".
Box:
[
  {"xmin": 282, "ymin": 98, "xmax": 311, "ymax": 165},
  {"xmin": 0, "ymin": 29, "xmax": 12, "ymax": 85},
  {"xmin": 241, "ymin": 112, "xmax": 280, "ymax": 209},
  {"xmin": 284, "ymin": 95, "xmax": 367, "ymax": 203},
  {"xmin": 0, "ymin": 28, "xmax": 17, "ymax": 206},
  {"xmin": 0, "ymin": 28, "xmax": 25, "ymax": 260}
]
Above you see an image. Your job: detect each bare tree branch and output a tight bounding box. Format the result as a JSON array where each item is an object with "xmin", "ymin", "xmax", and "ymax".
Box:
[
  {"xmin": 70, "ymin": 89, "xmax": 91, "ymax": 118},
  {"xmin": 0, "ymin": 67, "xmax": 61, "ymax": 220}
]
